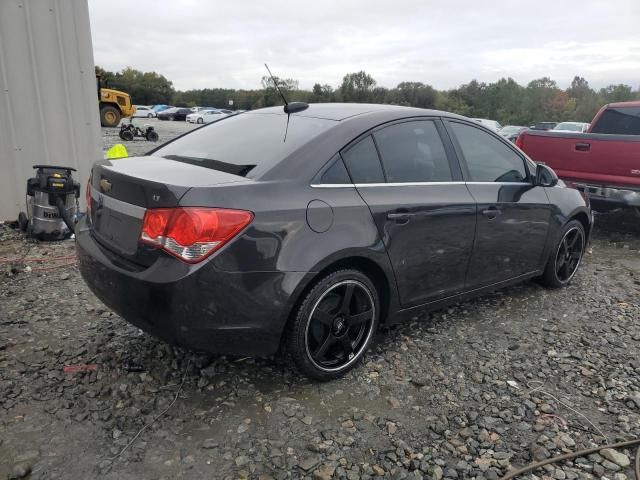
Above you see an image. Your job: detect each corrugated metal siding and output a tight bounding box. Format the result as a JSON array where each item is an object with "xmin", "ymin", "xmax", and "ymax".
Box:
[{"xmin": 0, "ymin": 0, "xmax": 101, "ymax": 220}]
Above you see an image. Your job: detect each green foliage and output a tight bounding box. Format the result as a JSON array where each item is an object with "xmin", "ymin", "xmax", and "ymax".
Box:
[
  {"xmin": 96, "ymin": 66, "xmax": 174, "ymax": 105},
  {"xmin": 599, "ymin": 84, "xmax": 635, "ymax": 103},
  {"xmin": 339, "ymin": 71, "xmax": 377, "ymax": 102},
  {"xmin": 96, "ymin": 66, "xmax": 639, "ymax": 124}
]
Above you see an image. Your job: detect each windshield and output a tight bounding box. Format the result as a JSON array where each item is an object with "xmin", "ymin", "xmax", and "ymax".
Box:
[
  {"xmin": 500, "ymin": 126, "xmax": 520, "ymax": 134},
  {"xmin": 152, "ymin": 112, "xmax": 336, "ymax": 178}
]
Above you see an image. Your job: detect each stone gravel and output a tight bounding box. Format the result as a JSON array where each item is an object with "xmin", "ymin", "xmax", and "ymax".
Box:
[
  {"xmin": 102, "ymin": 117, "xmax": 199, "ymax": 158},
  {"xmin": 1, "ymin": 154, "xmax": 639, "ymax": 478}
]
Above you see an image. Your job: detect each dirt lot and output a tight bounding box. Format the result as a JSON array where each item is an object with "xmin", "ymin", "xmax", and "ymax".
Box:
[
  {"xmin": 1, "ymin": 124, "xmax": 640, "ymax": 479},
  {"xmin": 102, "ymin": 117, "xmax": 198, "ymax": 157}
]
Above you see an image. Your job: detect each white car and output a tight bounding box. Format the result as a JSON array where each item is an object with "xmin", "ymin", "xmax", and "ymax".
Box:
[
  {"xmin": 190, "ymin": 106, "xmax": 218, "ymax": 112},
  {"xmin": 132, "ymin": 105, "xmax": 156, "ymax": 118},
  {"xmin": 552, "ymin": 122, "xmax": 590, "ymax": 133},
  {"xmin": 186, "ymin": 110, "xmax": 228, "ymax": 124},
  {"xmin": 472, "ymin": 118, "xmax": 502, "ymax": 132}
]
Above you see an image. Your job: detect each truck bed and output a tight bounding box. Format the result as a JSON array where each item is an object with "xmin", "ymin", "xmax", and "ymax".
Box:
[{"xmin": 517, "ymin": 129, "xmax": 640, "ymax": 208}]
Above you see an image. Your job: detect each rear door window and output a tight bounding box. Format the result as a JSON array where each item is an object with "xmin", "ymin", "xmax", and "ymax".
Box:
[
  {"xmin": 591, "ymin": 107, "xmax": 640, "ymax": 135},
  {"xmin": 450, "ymin": 122, "xmax": 528, "ymax": 183},
  {"xmin": 340, "ymin": 136, "xmax": 385, "ymax": 183},
  {"xmin": 373, "ymin": 120, "xmax": 452, "ymax": 182}
]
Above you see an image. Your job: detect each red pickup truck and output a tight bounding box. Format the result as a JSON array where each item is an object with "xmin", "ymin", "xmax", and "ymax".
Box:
[{"xmin": 516, "ymin": 101, "xmax": 640, "ymax": 212}]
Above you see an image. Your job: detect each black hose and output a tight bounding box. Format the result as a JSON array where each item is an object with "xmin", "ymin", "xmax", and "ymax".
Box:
[
  {"xmin": 55, "ymin": 196, "xmax": 75, "ymax": 233},
  {"xmin": 500, "ymin": 438, "xmax": 640, "ymax": 480}
]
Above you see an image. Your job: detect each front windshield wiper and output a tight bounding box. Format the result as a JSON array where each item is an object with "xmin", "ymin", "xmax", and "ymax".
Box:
[{"xmin": 163, "ymin": 155, "xmax": 256, "ymax": 177}]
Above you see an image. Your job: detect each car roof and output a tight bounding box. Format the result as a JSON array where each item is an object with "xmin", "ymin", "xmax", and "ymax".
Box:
[
  {"xmin": 250, "ymin": 103, "xmax": 463, "ymax": 122},
  {"xmin": 606, "ymin": 100, "xmax": 640, "ymax": 108}
]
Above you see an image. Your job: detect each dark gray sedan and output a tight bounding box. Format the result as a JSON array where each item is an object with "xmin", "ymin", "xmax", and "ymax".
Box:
[{"xmin": 76, "ymin": 103, "xmax": 592, "ymax": 380}]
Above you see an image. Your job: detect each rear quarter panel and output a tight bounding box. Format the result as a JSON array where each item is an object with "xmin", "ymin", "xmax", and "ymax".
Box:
[
  {"xmin": 181, "ymin": 180, "xmax": 399, "ymax": 327},
  {"xmin": 181, "ymin": 179, "xmax": 395, "ymax": 279}
]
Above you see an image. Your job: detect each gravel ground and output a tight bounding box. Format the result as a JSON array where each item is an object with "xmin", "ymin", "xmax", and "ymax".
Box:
[
  {"xmin": 102, "ymin": 118, "xmax": 198, "ymax": 157},
  {"xmin": 1, "ymin": 139, "xmax": 639, "ymax": 479}
]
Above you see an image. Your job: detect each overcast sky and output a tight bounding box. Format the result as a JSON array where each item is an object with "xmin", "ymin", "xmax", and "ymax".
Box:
[{"xmin": 89, "ymin": 1, "xmax": 640, "ymax": 92}]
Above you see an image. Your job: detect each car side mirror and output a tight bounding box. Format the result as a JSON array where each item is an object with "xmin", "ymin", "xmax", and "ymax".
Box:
[{"xmin": 535, "ymin": 163, "xmax": 558, "ymax": 187}]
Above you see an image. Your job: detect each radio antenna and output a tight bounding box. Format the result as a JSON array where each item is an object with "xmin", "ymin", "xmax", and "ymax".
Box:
[{"xmin": 264, "ymin": 63, "xmax": 288, "ymax": 106}]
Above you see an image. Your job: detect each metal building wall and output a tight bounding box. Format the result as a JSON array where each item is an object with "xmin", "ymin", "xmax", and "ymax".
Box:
[{"xmin": 0, "ymin": 0, "xmax": 101, "ymax": 220}]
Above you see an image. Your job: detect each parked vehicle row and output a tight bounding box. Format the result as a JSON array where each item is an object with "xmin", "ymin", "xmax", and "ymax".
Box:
[
  {"xmin": 78, "ymin": 103, "xmax": 592, "ymax": 380},
  {"xmin": 157, "ymin": 107, "xmax": 193, "ymax": 121},
  {"xmin": 497, "ymin": 121, "xmax": 590, "ymax": 143},
  {"xmin": 473, "ymin": 118, "xmax": 502, "ymax": 132},
  {"xmin": 516, "ymin": 101, "xmax": 640, "ymax": 213},
  {"xmin": 132, "ymin": 105, "xmax": 157, "ymax": 118},
  {"xmin": 499, "ymin": 125, "xmax": 527, "ymax": 142},
  {"xmin": 530, "ymin": 122, "xmax": 557, "ymax": 131},
  {"xmin": 157, "ymin": 106, "xmax": 238, "ymax": 121},
  {"xmin": 552, "ymin": 122, "xmax": 590, "ymax": 133},
  {"xmin": 186, "ymin": 110, "xmax": 229, "ymax": 124}
]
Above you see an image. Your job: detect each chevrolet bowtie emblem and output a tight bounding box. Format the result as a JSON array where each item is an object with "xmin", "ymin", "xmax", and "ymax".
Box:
[{"xmin": 99, "ymin": 178, "xmax": 112, "ymax": 193}]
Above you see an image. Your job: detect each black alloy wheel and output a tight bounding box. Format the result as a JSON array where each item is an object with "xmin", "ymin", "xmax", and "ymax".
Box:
[
  {"xmin": 288, "ymin": 270, "xmax": 379, "ymax": 381},
  {"xmin": 541, "ymin": 220, "xmax": 585, "ymax": 287}
]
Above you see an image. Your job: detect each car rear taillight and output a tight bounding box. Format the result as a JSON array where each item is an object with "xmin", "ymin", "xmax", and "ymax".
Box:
[
  {"xmin": 515, "ymin": 133, "xmax": 524, "ymax": 150},
  {"xmin": 85, "ymin": 179, "xmax": 91, "ymax": 215},
  {"xmin": 139, "ymin": 208, "xmax": 253, "ymax": 263}
]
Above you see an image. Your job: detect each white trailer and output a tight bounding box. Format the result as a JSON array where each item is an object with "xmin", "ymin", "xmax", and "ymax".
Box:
[{"xmin": 0, "ymin": 0, "xmax": 101, "ymax": 221}]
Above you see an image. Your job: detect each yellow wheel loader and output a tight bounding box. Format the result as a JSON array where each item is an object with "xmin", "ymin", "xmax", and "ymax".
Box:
[{"xmin": 97, "ymin": 74, "xmax": 136, "ymax": 127}]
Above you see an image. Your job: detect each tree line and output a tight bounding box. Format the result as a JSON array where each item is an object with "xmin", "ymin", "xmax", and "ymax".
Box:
[{"xmin": 96, "ymin": 66, "xmax": 639, "ymax": 126}]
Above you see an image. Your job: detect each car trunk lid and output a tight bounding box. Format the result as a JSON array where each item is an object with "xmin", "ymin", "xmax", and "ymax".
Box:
[{"xmin": 88, "ymin": 155, "xmax": 251, "ymax": 265}]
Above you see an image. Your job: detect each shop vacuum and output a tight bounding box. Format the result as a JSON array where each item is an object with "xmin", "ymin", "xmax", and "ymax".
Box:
[{"xmin": 18, "ymin": 165, "xmax": 80, "ymax": 240}]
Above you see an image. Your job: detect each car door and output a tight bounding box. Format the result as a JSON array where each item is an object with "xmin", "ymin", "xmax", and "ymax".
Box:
[
  {"xmin": 341, "ymin": 119, "xmax": 477, "ymax": 307},
  {"xmin": 445, "ymin": 120, "xmax": 551, "ymax": 288}
]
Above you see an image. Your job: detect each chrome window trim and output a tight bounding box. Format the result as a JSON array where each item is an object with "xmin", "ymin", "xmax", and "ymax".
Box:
[
  {"xmin": 90, "ymin": 188, "xmax": 146, "ymax": 219},
  {"xmin": 465, "ymin": 181, "xmax": 532, "ymax": 186},
  {"xmin": 311, "ymin": 181, "xmax": 532, "ymax": 188},
  {"xmin": 310, "ymin": 183, "xmax": 356, "ymax": 188},
  {"xmin": 355, "ymin": 181, "xmax": 466, "ymax": 187}
]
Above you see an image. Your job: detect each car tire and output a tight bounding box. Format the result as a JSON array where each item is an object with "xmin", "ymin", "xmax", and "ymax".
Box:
[
  {"xmin": 147, "ymin": 113, "xmax": 153, "ymax": 118},
  {"xmin": 539, "ymin": 219, "xmax": 585, "ymax": 288},
  {"xmin": 287, "ymin": 269, "xmax": 380, "ymax": 381},
  {"xmin": 197, "ymin": 118, "xmax": 204, "ymax": 124},
  {"xmin": 169, "ymin": 115, "xmax": 175, "ymax": 121},
  {"xmin": 146, "ymin": 130, "xmax": 159, "ymax": 142},
  {"xmin": 120, "ymin": 129, "xmax": 134, "ymax": 141}
]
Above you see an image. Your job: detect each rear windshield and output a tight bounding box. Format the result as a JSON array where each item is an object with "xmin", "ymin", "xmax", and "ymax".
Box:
[
  {"xmin": 152, "ymin": 112, "xmax": 336, "ymax": 178},
  {"xmin": 591, "ymin": 107, "xmax": 640, "ymax": 135}
]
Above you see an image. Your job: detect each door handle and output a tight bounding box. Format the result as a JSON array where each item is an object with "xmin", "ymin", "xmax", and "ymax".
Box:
[
  {"xmin": 575, "ymin": 142, "xmax": 591, "ymax": 152},
  {"xmin": 481, "ymin": 206, "xmax": 502, "ymax": 219}
]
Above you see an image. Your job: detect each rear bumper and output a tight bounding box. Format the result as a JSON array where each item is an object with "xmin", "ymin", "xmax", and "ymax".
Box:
[
  {"xmin": 75, "ymin": 217, "xmax": 308, "ymax": 356},
  {"xmin": 573, "ymin": 183, "xmax": 640, "ymax": 208}
]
